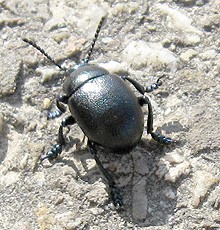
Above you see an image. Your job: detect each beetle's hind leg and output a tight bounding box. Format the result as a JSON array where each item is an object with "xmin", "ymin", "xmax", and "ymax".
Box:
[
  {"xmin": 139, "ymin": 96, "xmax": 174, "ymax": 145},
  {"xmin": 41, "ymin": 116, "xmax": 76, "ymax": 161},
  {"xmin": 88, "ymin": 140, "xmax": 123, "ymax": 208},
  {"xmin": 47, "ymin": 95, "xmax": 69, "ymax": 119}
]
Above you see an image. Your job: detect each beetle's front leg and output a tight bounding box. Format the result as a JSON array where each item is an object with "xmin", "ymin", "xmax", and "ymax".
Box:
[
  {"xmin": 41, "ymin": 116, "xmax": 76, "ymax": 161},
  {"xmin": 88, "ymin": 140, "xmax": 123, "ymax": 208},
  {"xmin": 122, "ymin": 75, "xmax": 164, "ymax": 94},
  {"xmin": 145, "ymin": 75, "xmax": 164, "ymax": 93},
  {"xmin": 139, "ymin": 96, "xmax": 174, "ymax": 145},
  {"xmin": 47, "ymin": 95, "xmax": 69, "ymax": 119}
]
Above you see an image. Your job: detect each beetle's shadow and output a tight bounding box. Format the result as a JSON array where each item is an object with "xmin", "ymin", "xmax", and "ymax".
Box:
[
  {"xmin": 0, "ymin": 121, "xmax": 10, "ymax": 164},
  {"xmin": 45, "ymin": 120, "xmax": 186, "ymax": 226},
  {"xmin": 127, "ymin": 120, "xmax": 187, "ymax": 226},
  {"xmin": 62, "ymin": 142, "xmax": 124, "ymax": 185},
  {"xmin": 57, "ymin": 135, "xmax": 182, "ymax": 226},
  {"xmin": 56, "ymin": 138, "xmax": 102, "ymax": 183},
  {"xmin": 132, "ymin": 139, "xmax": 178, "ymax": 226}
]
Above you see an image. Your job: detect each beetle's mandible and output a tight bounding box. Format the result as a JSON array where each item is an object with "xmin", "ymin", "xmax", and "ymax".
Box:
[{"xmin": 23, "ymin": 16, "xmax": 175, "ymax": 208}]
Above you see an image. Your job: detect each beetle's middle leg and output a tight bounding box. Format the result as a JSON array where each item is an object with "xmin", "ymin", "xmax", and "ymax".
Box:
[
  {"xmin": 139, "ymin": 96, "xmax": 174, "ymax": 145},
  {"xmin": 47, "ymin": 95, "xmax": 69, "ymax": 119},
  {"xmin": 41, "ymin": 115, "xmax": 76, "ymax": 161},
  {"xmin": 88, "ymin": 140, "xmax": 123, "ymax": 208},
  {"xmin": 123, "ymin": 76, "xmax": 174, "ymax": 145}
]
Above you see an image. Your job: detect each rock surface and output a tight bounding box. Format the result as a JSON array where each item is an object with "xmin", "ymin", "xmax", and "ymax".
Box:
[{"xmin": 0, "ymin": 0, "xmax": 220, "ymax": 229}]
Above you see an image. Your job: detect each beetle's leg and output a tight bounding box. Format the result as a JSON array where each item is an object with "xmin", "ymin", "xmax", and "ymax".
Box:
[
  {"xmin": 145, "ymin": 75, "xmax": 164, "ymax": 93},
  {"xmin": 125, "ymin": 76, "xmax": 174, "ymax": 145},
  {"xmin": 47, "ymin": 95, "xmax": 69, "ymax": 119},
  {"xmin": 41, "ymin": 116, "xmax": 76, "ymax": 162},
  {"xmin": 139, "ymin": 96, "xmax": 174, "ymax": 145},
  {"xmin": 88, "ymin": 140, "xmax": 123, "ymax": 208},
  {"xmin": 122, "ymin": 75, "xmax": 164, "ymax": 94},
  {"xmin": 122, "ymin": 76, "xmax": 145, "ymax": 95}
]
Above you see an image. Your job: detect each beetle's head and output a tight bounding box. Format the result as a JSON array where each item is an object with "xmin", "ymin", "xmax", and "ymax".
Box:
[{"xmin": 63, "ymin": 64, "xmax": 109, "ymax": 97}]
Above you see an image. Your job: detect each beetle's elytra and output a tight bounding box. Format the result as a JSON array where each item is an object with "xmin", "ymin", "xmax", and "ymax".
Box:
[{"xmin": 23, "ymin": 16, "xmax": 174, "ymax": 208}]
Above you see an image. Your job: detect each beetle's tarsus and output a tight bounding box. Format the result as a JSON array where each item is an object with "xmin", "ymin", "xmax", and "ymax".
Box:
[
  {"xmin": 41, "ymin": 116, "xmax": 76, "ymax": 162},
  {"xmin": 150, "ymin": 132, "xmax": 175, "ymax": 145},
  {"xmin": 124, "ymin": 75, "xmax": 165, "ymax": 94},
  {"xmin": 47, "ymin": 110, "xmax": 62, "ymax": 119},
  {"xmin": 47, "ymin": 95, "xmax": 69, "ymax": 120},
  {"xmin": 110, "ymin": 185, "xmax": 123, "ymax": 208},
  {"xmin": 40, "ymin": 144, "xmax": 62, "ymax": 162},
  {"xmin": 145, "ymin": 75, "xmax": 165, "ymax": 93}
]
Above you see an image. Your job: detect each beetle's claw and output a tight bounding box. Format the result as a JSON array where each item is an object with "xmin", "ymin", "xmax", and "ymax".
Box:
[
  {"xmin": 115, "ymin": 199, "xmax": 123, "ymax": 209},
  {"xmin": 40, "ymin": 151, "xmax": 54, "ymax": 162},
  {"xmin": 40, "ymin": 155, "xmax": 48, "ymax": 162},
  {"xmin": 150, "ymin": 133, "xmax": 176, "ymax": 145},
  {"xmin": 111, "ymin": 186, "xmax": 123, "ymax": 208}
]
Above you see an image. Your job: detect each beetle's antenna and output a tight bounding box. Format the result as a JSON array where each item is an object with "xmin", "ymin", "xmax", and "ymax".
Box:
[
  {"xmin": 22, "ymin": 38, "xmax": 66, "ymax": 71},
  {"xmin": 83, "ymin": 16, "xmax": 106, "ymax": 64}
]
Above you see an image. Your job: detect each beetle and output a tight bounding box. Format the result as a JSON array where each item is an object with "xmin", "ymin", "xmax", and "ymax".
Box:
[{"xmin": 23, "ymin": 16, "xmax": 174, "ymax": 208}]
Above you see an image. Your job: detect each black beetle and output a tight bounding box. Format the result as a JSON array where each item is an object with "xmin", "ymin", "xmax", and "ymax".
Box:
[{"xmin": 23, "ymin": 16, "xmax": 174, "ymax": 208}]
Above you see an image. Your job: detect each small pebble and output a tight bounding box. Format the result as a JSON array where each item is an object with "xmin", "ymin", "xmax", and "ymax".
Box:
[
  {"xmin": 192, "ymin": 170, "xmax": 219, "ymax": 207},
  {"xmin": 43, "ymin": 98, "xmax": 51, "ymax": 110}
]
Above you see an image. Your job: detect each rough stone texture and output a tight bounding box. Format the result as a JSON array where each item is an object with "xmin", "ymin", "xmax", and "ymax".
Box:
[{"xmin": 0, "ymin": 0, "xmax": 220, "ymax": 229}]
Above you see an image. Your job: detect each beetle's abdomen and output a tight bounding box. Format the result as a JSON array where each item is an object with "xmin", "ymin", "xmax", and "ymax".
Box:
[{"xmin": 68, "ymin": 74, "xmax": 144, "ymax": 152}]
